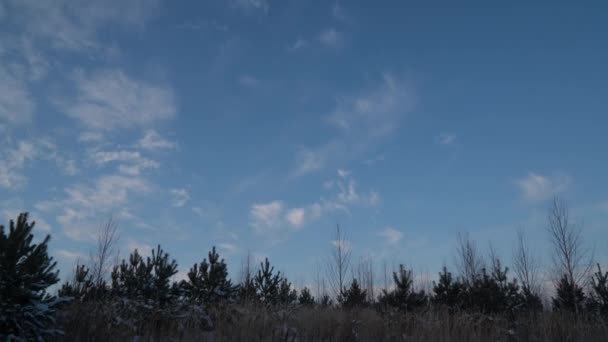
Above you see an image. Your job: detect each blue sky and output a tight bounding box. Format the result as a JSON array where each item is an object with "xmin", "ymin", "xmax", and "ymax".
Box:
[{"xmin": 1, "ymin": 0, "xmax": 607, "ymax": 287}]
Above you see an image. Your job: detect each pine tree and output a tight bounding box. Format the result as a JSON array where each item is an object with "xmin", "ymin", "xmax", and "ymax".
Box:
[
  {"xmin": 238, "ymin": 273, "xmax": 257, "ymax": 303},
  {"xmin": 111, "ymin": 245, "xmax": 178, "ymax": 306},
  {"xmin": 182, "ymin": 246, "xmax": 237, "ymax": 304},
  {"xmin": 0, "ymin": 213, "xmax": 64, "ymax": 340},
  {"xmin": 277, "ymin": 277, "xmax": 297, "ymax": 305},
  {"xmin": 588, "ymin": 264, "xmax": 608, "ymax": 317},
  {"xmin": 432, "ymin": 267, "xmax": 463, "ymax": 311},
  {"xmin": 379, "ymin": 265, "xmax": 427, "ymax": 312},
  {"xmin": 341, "ymin": 278, "xmax": 368, "ymax": 308},
  {"xmin": 319, "ymin": 294, "xmax": 333, "ymax": 307},
  {"xmin": 254, "ymin": 258, "xmax": 281, "ymax": 304},
  {"xmin": 59, "ymin": 264, "xmax": 94, "ymax": 300},
  {"xmin": 298, "ymin": 287, "xmax": 315, "ymax": 306},
  {"xmin": 552, "ymin": 274, "xmax": 586, "ymax": 313}
]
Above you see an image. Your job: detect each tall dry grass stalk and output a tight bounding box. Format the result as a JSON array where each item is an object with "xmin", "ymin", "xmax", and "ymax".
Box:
[{"xmin": 54, "ymin": 302, "xmax": 608, "ymax": 341}]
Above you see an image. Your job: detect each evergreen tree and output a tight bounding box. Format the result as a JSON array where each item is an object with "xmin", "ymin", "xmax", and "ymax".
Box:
[
  {"xmin": 59, "ymin": 264, "xmax": 94, "ymax": 300},
  {"xmin": 588, "ymin": 264, "xmax": 608, "ymax": 317},
  {"xmin": 379, "ymin": 265, "xmax": 427, "ymax": 312},
  {"xmin": 0, "ymin": 213, "xmax": 63, "ymax": 340},
  {"xmin": 319, "ymin": 294, "xmax": 333, "ymax": 307},
  {"xmin": 254, "ymin": 258, "xmax": 281, "ymax": 304},
  {"xmin": 111, "ymin": 245, "xmax": 178, "ymax": 306},
  {"xmin": 298, "ymin": 287, "xmax": 315, "ymax": 306},
  {"xmin": 552, "ymin": 274, "xmax": 586, "ymax": 313},
  {"xmin": 432, "ymin": 267, "xmax": 463, "ymax": 311},
  {"xmin": 238, "ymin": 273, "xmax": 257, "ymax": 303},
  {"xmin": 341, "ymin": 278, "xmax": 368, "ymax": 308},
  {"xmin": 277, "ymin": 277, "xmax": 297, "ymax": 305},
  {"xmin": 182, "ymin": 246, "xmax": 237, "ymax": 304}
]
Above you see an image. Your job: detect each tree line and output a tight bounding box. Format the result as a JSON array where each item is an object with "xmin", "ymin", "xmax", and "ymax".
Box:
[{"xmin": 1, "ymin": 197, "xmax": 607, "ymax": 339}]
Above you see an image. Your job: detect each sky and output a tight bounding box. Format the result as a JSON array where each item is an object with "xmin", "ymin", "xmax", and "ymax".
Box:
[{"xmin": 1, "ymin": 0, "xmax": 607, "ymax": 287}]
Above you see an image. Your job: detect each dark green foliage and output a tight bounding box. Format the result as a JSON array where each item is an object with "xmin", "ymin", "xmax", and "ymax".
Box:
[
  {"xmin": 254, "ymin": 258, "xmax": 281, "ymax": 304},
  {"xmin": 111, "ymin": 245, "xmax": 178, "ymax": 306},
  {"xmin": 59, "ymin": 264, "xmax": 94, "ymax": 299},
  {"xmin": 379, "ymin": 265, "xmax": 427, "ymax": 312},
  {"xmin": 341, "ymin": 278, "xmax": 368, "ymax": 308},
  {"xmin": 319, "ymin": 294, "xmax": 333, "ymax": 307},
  {"xmin": 520, "ymin": 287, "xmax": 543, "ymax": 312},
  {"xmin": 460, "ymin": 259, "xmax": 525, "ymax": 315},
  {"xmin": 432, "ymin": 267, "xmax": 464, "ymax": 311},
  {"xmin": 238, "ymin": 273, "xmax": 257, "ymax": 303},
  {"xmin": 277, "ymin": 277, "xmax": 297, "ymax": 305},
  {"xmin": 588, "ymin": 264, "xmax": 608, "ymax": 317},
  {"xmin": 298, "ymin": 287, "xmax": 315, "ymax": 306},
  {"xmin": 552, "ymin": 274, "xmax": 586, "ymax": 313},
  {"xmin": 0, "ymin": 213, "xmax": 63, "ymax": 340},
  {"xmin": 182, "ymin": 246, "xmax": 237, "ymax": 304}
]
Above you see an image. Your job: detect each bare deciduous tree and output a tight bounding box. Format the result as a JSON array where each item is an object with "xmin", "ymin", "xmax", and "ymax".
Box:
[
  {"xmin": 89, "ymin": 216, "xmax": 119, "ymax": 286},
  {"xmin": 455, "ymin": 232, "xmax": 484, "ymax": 283},
  {"xmin": 326, "ymin": 224, "xmax": 351, "ymax": 300},
  {"xmin": 546, "ymin": 197, "xmax": 593, "ymax": 287},
  {"xmin": 513, "ymin": 228, "xmax": 542, "ymax": 295},
  {"xmin": 354, "ymin": 256, "xmax": 375, "ymax": 303}
]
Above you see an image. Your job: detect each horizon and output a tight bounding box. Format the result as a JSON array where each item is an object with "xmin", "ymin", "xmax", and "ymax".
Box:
[{"xmin": 1, "ymin": 0, "xmax": 607, "ymax": 292}]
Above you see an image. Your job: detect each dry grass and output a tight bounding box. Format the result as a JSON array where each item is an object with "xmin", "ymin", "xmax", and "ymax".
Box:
[{"xmin": 54, "ymin": 302, "xmax": 608, "ymax": 342}]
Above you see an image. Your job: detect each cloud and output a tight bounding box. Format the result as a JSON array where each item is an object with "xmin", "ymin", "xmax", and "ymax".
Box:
[
  {"xmin": 218, "ymin": 243, "xmax": 239, "ymax": 255},
  {"xmin": 250, "ymin": 171, "xmax": 379, "ymax": 237},
  {"xmin": 293, "ymin": 148, "xmax": 326, "ymax": 177},
  {"xmin": 56, "ymin": 249, "xmax": 86, "ymax": 261},
  {"xmin": 332, "ymin": 2, "xmax": 349, "ymax": 22},
  {"xmin": 289, "ymin": 39, "xmax": 309, "ymax": 51},
  {"xmin": 515, "ymin": 172, "xmax": 570, "ymax": 201},
  {"xmin": 319, "ymin": 28, "xmax": 341, "ymax": 48},
  {"xmin": 379, "ymin": 227, "xmax": 403, "ymax": 244},
  {"xmin": 79, "ymin": 131, "xmax": 104, "ymax": 143},
  {"xmin": 170, "ymin": 188, "xmax": 190, "ymax": 207},
  {"xmin": 0, "ymin": 65, "xmax": 35, "ymax": 124},
  {"xmin": 0, "ymin": 141, "xmax": 37, "ymax": 189},
  {"xmin": 437, "ymin": 133, "xmax": 456, "ymax": 146},
  {"xmin": 127, "ymin": 240, "xmax": 153, "ymax": 257},
  {"xmin": 93, "ymin": 150, "xmax": 159, "ymax": 175},
  {"xmin": 238, "ymin": 75, "xmax": 260, "ymax": 87},
  {"xmin": 285, "ymin": 208, "xmax": 305, "ymax": 228},
  {"xmin": 5, "ymin": 0, "xmax": 160, "ymax": 53},
  {"xmin": 250, "ymin": 200, "xmax": 285, "ymax": 234},
  {"xmin": 292, "ymin": 73, "xmax": 413, "ymax": 176},
  {"xmin": 330, "ymin": 239, "xmax": 352, "ymax": 253},
  {"xmin": 53, "ymin": 175, "xmax": 150, "ymax": 240},
  {"xmin": 59, "ymin": 69, "xmax": 176, "ymax": 130},
  {"xmin": 233, "ymin": 0, "xmax": 269, "ymax": 12},
  {"xmin": 136, "ymin": 130, "xmax": 177, "ymax": 150}
]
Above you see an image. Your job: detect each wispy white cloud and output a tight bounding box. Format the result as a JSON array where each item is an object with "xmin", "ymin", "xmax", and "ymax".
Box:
[
  {"xmin": 136, "ymin": 130, "xmax": 177, "ymax": 151},
  {"xmin": 0, "ymin": 141, "xmax": 36, "ymax": 189},
  {"xmin": 379, "ymin": 227, "xmax": 403, "ymax": 244},
  {"xmin": 56, "ymin": 249, "xmax": 86, "ymax": 261},
  {"xmin": 233, "ymin": 0, "xmax": 269, "ymax": 13},
  {"xmin": 93, "ymin": 150, "xmax": 159, "ymax": 175},
  {"xmin": 218, "ymin": 243, "xmax": 239, "ymax": 256},
  {"xmin": 289, "ymin": 39, "xmax": 309, "ymax": 51},
  {"xmin": 127, "ymin": 240, "xmax": 153, "ymax": 257},
  {"xmin": 238, "ymin": 75, "xmax": 260, "ymax": 87},
  {"xmin": 170, "ymin": 188, "xmax": 190, "ymax": 207},
  {"xmin": 293, "ymin": 73, "xmax": 414, "ymax": 177},
  {"xmin": 5, "ymin": 0, "xmax": 159, "ymax": 53},
  {"xmin": 0, "ymin": 65, "xmax": 35, "ymax": 124},
  {"xmin": 319, "ymin": 28, "xmax": 341, "ymax": 48},
  {"xmin": 49, "ymin": 175, "xmax": 150, "ymax": 240},
  {"xmin": 250, "ymin": 170, "xmax": 379, "ymax": 238},
  {"xmin": 58, "ymin": 69, "xmax": 176, "ymax": 130},
  {"xmin": 250, "ymin": 200, "xmax": 285, "ymax": 234},
  {"xmin": 437, "ymin": 133, "xmax": 456, "ymax": 146},
  {"xmin": 285, "ymin": 208, "xmax": 305, "ymax": 228},
  {"xmin": 515, "ymin": 172, "xmax": 570, "ymax": 201}
]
